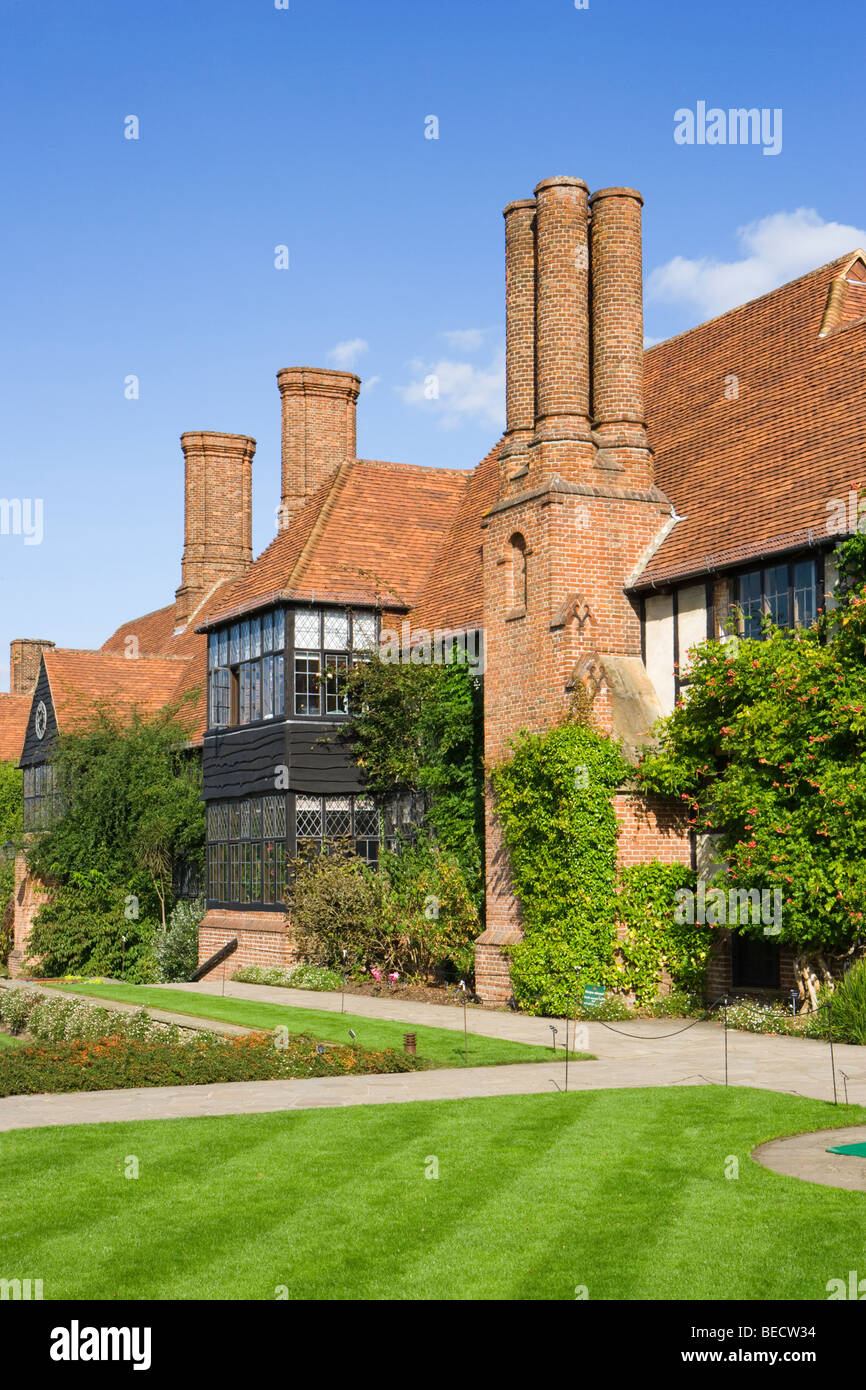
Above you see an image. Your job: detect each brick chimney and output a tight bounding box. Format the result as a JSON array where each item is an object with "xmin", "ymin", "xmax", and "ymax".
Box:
[
  {"xmin": 174, "ymin": 431, "xmax": 255, "ymax": 627},
  {"xmin": 277, "ymin": 367, "xmax": 360, "ymax": 530},
  {"xmin": 10, "ymin": 639, "xmax": 54, "ymax": 694},
  {"xmin": 501, "ymin": 198, "xmax": 537, "ymax": 474},
  {"xmin": 532, "ymin": 176, "xmax": 593, "ymax": 463},
  {"xmin": 589, "ymin": 186, "xmax": 652, "ymax": 488},
  {"xmin": 480, "ymin": 174, "xmax": 672, "ymax": 977}
]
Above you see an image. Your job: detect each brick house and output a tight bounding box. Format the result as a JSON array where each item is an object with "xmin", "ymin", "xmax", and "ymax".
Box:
[{"xmin": 5, "ymin": 173, "xmax": 865, "ymax": 1001}]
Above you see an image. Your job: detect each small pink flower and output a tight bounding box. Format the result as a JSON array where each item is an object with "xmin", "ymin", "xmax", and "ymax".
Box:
[
  {"xmin": 388, "ymin": 972, "xmax": 399, "ymax": 983},
  {"xmin": 370, "ymin": 967, "xmax": 382, "ymax": 982}
]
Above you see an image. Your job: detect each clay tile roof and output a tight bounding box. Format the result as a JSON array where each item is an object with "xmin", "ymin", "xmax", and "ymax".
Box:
[
  {"xmin": 44, "ymin": 650, "xmax": 193, "ymax": 733},
  {"xmin": 635, "ymin": 252, "xmax": 866, "ymax": 589},
  {"xmin": 0, "ymin": 693, "xmax": 32, "ymax": 765},
  {"xmin": 99, "ymin": 583, "xmax": 238, "ymax": 744},
  {"xmin": 412, "ymin": 440, "xmax": 502, "ymax": 630},
  {"xmin": 200, "ymin": 458, "xmax": 472, "ymax": 627}
]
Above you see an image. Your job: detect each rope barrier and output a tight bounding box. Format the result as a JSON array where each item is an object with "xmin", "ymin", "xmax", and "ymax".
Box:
[
  {"xmin": 593, "ymin": 1016, "xmax": 708, "ymax": 1040},
  {"xmin": 583, "ymin": 996, "xmax": 732, "ymax": 1042}
]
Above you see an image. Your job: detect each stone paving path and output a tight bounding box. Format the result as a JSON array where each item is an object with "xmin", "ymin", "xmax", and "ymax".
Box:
[
  {"xmin": 1, "ymin": 977, "xmax": 865, "ymax": 1135},
  {"xmin": 753, "ymin": 1126, "xmax": 866, "ymax": 1191}
]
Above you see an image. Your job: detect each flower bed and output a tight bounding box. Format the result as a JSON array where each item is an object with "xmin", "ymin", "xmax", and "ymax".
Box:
[
  {"xmin": 0, "ymin": 1030, "xmax": 430, "ymax": 1097},
  {"xmin": 0, "ymin": 988, "xmax": 176, "ymax": 1045}
]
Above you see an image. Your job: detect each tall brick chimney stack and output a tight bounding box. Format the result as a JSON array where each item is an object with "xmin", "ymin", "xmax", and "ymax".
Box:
[
  {"xmin": 589, "ymin": 187, "xmax": 653, "ymax": 489},
  {"xmin": 531, "ymin": 176, "xmax": 594, "ymax": 480},
  {"xmin": 277, "ymin": 367, "xmax": 361, "ymax": 530},
  {"xmin": 480, "ymin": 174, "xmax": 673, "ymax": 989},
  {"xmin": 174, "ymin": 431, "xmax": 255, "ymax": 627},
  {"xmin": 501, "ymin": 199, "xmax": 537, "ymax": 476},
  {"xmin": 10, "ymin": 639, "xmax": 54, "ymax": 694}
]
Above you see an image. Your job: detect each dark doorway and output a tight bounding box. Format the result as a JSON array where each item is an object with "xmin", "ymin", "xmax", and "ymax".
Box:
[{"xmin": 731, "ymin": 933, "xmax": 780, "ymax": 989}]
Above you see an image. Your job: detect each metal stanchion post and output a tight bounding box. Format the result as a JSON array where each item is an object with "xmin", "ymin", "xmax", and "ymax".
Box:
[
  {"xmin": 723, "ymin": 996, "xmax": 728, "ymax": 1087},
  {"xmin": 827, "ymin": 996, "xmax": 838, "ymax": 1105}
]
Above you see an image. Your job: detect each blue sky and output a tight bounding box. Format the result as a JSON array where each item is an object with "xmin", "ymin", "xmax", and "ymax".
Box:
[{"xmin": 1, "ymin": 0, "xmax": 864, "ymax": 685}]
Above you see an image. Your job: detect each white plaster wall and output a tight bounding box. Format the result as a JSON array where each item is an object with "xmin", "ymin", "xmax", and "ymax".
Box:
[
  {"xmin": 644, "ymin": 593, "xmax": 675, "ymax": 715},
  {"xmin": 677, "ymin": 583, "xmax": 708, "ymax": 678}
]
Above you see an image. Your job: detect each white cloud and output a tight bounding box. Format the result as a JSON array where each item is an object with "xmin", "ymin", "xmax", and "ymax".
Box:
[
  {"xmin": 360, "ymin": 375, "xmax": 381, "ymax": 394},
  {"xmin": 643, "ymin": 334, "xmax": 662, "ymax": 349},
  {"xmin": 327, "ymin": 337, "xmax": 369, "ymax": 369},
  {"xmin": 440, "ymin": 328, "xmax": 487, "ymax": 352},
  {"xmin": 646, "ymin": 209, "xmax": 866, "ymax": 320},
  {"xmin": 398, "ymin": 347, "xmax": 506, "ymax": 429}
]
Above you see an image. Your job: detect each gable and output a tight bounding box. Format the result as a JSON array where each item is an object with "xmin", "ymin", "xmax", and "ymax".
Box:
[{"xmin": 19, "ymin": 660, "xmax": 57, "ymax": 767}]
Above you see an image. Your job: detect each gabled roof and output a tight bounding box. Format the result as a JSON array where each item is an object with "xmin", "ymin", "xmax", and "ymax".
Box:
[
  {"xmin": 98, "ymin": 582, "xmax": 237, "ymax": 740},
  {"xmin": 198, "ymin": 458, "xmax": 471, "ymax": 628},
  {"xmin": 43, "ymin": 650, "xmax": 194, "ymax": 732},
  {"xmin": 635, "ymin": 251, "xmax": 866, "ymax": 589},
  {"xmin": 0, "ymin": 693, "xmax": 31, "ymax": 765}
]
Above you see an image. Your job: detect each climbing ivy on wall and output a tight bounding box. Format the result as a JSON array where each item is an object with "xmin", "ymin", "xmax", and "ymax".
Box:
[
  {"xmin": 616, "ymin": 861, "xmax": 706, "ymax": 1006},
  {"xmin": 491, "ymin": 721, "xmax": 704, "ymax": 1015},
  {"xmin": 490, "ymin": 722, "xmax": 627, "ymax": 1016}
]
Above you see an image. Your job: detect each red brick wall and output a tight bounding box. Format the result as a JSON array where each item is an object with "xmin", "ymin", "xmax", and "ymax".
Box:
[
  {"xmin": 197, "ymin": 908, "xmax": 298, "ymax": 982},
  {"xmin": 613, "ymin": 792, "xmax": 692, "ymax": 868},
  {"xmin": 9, "ymin": 851, "xmax": 50, "ymax": 977}
]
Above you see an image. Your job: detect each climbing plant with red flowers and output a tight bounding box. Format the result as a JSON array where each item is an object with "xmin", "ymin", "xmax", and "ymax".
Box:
[{"xmin": 638, "ymin": 536, "xmax": 866, "ymax": 1007}]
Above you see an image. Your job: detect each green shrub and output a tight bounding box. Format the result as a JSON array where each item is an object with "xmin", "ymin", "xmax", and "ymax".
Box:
[
  {"xmin": 722, "ymin": 997, "xmax": 824, "ymax": 1039},
  {"xmin": 0, "ymin": 986, "xmax": 40, "ymax": 1033},
  {"xmin": 154, "ymin": 896, "xmax": 206, "ymax": 982},
  {"xmin": 491, "ymin": 722, "xmax": 629, "ymax": 1016},
  {"xmin": 233, "ymin": 963, "xmax": 343, "ymax": 992},
  {"xmin": 576, "ymin": 995, "xmax": 634, "ymax": 1022},
  {"xmin": 822, "ymin": 957, "xmax": 866, "ymax": 1045},
  {"xmin": 616, "ymin": 862, "xmax": 711, "ymax": 1004},
  {"xmin": 643, "ymin": 989, "xmax": 704, "ymax": 1019},
  {"xmin": 378, "ymin": 838, "xmax": 479, "ymax": 981},
  {"xmin": 0, "ymin": 1031, "xmax": 430, "ymax": 1097},
  {"xmin": 25, "ymin": 869, "xmax": 156, "ymax": 981},
  {"xmin": 0, "ymin": 760, "xmax": 22, "ymax": 967},
  {"xmin": 290, "ymin": 839, "xmax": 479, "ymax": 982},
  {"xmin": 290, "ymin": 848, "xmax": 383, "ymax": 969},
  {"xmin": 0, "ymin": 986, "xmax": 179, "ymax": 1045}
]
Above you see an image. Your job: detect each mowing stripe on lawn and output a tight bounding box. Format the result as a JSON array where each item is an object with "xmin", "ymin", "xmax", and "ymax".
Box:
[
  {"xmin": 1, "ymin": 1088, "xmax": 864, "ymax": 1299},
  {"xmin": 48, "ymin": 981, "xmax": 589, "ymax": 1068}
]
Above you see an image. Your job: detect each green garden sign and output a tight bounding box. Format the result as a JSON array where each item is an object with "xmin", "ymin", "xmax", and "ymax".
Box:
[{"xmin": 582, "ymin": 985, "xmax": 605, "ymax": 1008}]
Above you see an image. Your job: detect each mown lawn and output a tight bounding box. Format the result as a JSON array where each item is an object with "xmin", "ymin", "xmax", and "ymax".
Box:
[
  {"xmin": 0, "ymin": 1032, "xmax": 23, "ymax": 1049},
  {"xmin": 49, "ymin": 981, "xmax": 586, "ymax": 1068},
  {"xmin": 1, "ymin": 1087, "xmax": 864, "ymax": 1300}
]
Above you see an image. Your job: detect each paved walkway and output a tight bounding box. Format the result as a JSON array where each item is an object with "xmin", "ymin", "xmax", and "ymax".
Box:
[
  {"xmin": 753, "ymin": 1126, "xmax": 866, "ymax": 1191},
  {"xmin": 2, "ymin": 977, "xmax": 866, "ymax": 1132}
]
